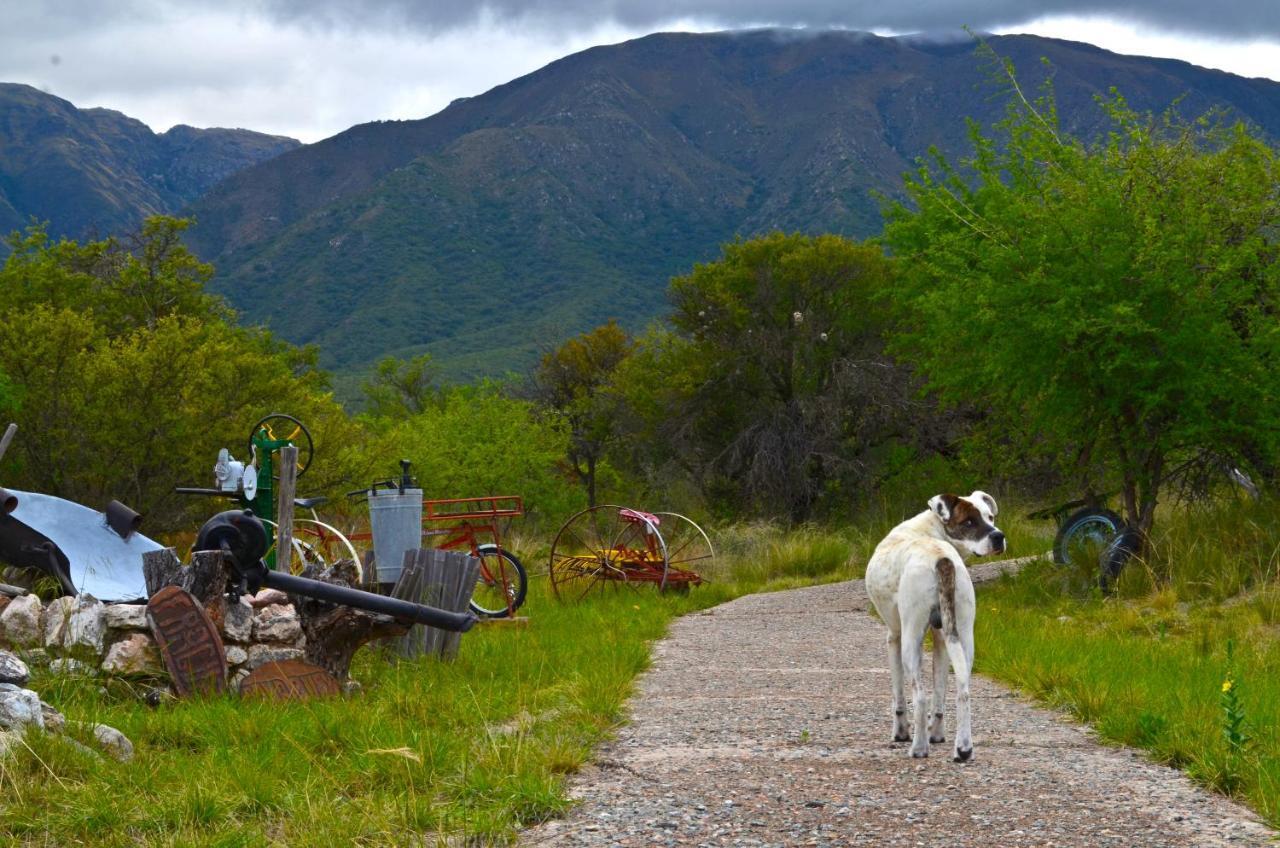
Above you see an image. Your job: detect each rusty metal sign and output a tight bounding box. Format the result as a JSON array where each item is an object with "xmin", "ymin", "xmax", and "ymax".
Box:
[
  {"xmin": 146, "ymin": 585, "xmax": 227, "ymax": 697},
  {"xmin": 240, "ymin": 659, "xmax": 340, "ymax": 700}
]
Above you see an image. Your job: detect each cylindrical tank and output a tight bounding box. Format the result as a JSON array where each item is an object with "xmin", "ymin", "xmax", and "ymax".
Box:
[{"xmin": 367, "ymin": 486, "xmax": 423, "ymax": 586}]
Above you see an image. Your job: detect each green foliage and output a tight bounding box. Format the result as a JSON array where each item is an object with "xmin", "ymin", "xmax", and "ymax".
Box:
[
  {"xmin": 365, "ymin": 382, "xmax": 580, "ymax": 525},
  {"xmin": 612, "ymin": 232, "xmax": 921, "ymax": 521},
  {"xmin": 0, "ymin": 218, "xmax": 364, "ymax": 530},
  {"xmin": 360, "ymin": 352, "xmax": 443, "ymax": 420},
  {"xmin": 884, "ymin": 56, "xmax": 1280, "ymax": 536},
  {"xmin": 530, "ymin": 320, "xmax": 634, "ymax": 506},
  {"xmin": 0, "ymin": 366, "xmax": 14, "ymax": 415}
]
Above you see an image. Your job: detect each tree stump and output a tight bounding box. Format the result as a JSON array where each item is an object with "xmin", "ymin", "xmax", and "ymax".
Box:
[
  {"xmin": 142, "ymin": 549, "xmax": 230, "ymax": 628},
  {"xmin": 285, "ymin": 558, "xmax": 407, "ymax": 682}
]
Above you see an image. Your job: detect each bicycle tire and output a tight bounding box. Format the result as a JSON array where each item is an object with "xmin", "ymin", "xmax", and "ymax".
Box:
[
  {"xmin": 1053, "ymin": 507, "xmax": 1125, "ymax": 565},
  {"xmin": 469, "ymin": 543, "xmax": 528, "ymax": 618},
  {"xmin": 1099, "ymin": 527, "xmax": 1141, "ymax": 592}
]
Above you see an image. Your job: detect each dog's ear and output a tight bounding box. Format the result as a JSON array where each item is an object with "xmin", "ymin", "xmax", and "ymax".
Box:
[
  {"xmin": 970, "ymin": 490, "xmax": 998, "ymax": 517},
  {"xmin": 928, "ymin": 494, "xmax": 959, "ymax": 521}
]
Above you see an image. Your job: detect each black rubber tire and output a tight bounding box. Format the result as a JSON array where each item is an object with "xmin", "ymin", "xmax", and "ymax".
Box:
[
  {"xmin": 469, "ymin": 544, "xmax": 528, "ymax": 618},
  {"xmin": 1099, "ymin": 527, "xmax": 1141, "ymax": 592},
  {"xmin": 1053, "ymin": 507, "xmax": 1125, "ymax": 565}
]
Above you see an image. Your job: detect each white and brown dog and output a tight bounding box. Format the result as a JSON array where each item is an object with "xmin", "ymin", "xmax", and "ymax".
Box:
[{"xmin": 865, "ymin": 491, "xmax": 1005, "ymax": 762}]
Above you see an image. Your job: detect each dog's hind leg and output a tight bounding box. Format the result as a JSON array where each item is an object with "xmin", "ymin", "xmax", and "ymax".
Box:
[
  {"xmin": 887, "ymin": 628, "xmax": 910, "ymax": 742},
  {"xmin": 936, "ymin": 556, "xmax": 974, "ymax": 762},
  {"xmin": 943, "ymin": 634, "xmax": 973, "ymax": 761},
  {"xmin": 899, "ymin": 614, "xmax": 931, "ymax": 758},
  {"xmin": 929, "ymin": 629, "xmax": 947, "ymax": 744}
]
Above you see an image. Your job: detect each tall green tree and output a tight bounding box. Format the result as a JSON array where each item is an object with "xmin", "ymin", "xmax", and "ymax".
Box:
[
  {"xmin": 884, "ymin": 60, "xmax": 1280, "ymax": 538},
  {"xmin": 361, "ymin": 353, "xmax": 443, "ymax": 421},
  {"xmin": 616, "ymin": 233, "xmax": 909, "ymax": 520},
  {"xmin": 0, "ymin": 219, "xmax": 363, "ymax": 529},
  {"xmin": 530, "ymin": 321, "xmax": 633, "ymax": 507}
]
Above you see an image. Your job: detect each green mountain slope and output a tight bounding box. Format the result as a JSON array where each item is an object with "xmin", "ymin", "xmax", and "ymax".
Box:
[
  {"xmin": 183, "ymin": 31, "xmax": 1280, "ymax": 380},
  {"xmin": 0, "ymin": 83, "xmax": 300, "ymax": 245}
]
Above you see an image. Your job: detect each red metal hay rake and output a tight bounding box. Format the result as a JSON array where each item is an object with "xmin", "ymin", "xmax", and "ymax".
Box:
[{"xmin": 548, "ymin": 505, "xmax": 714, "ymax": 601}]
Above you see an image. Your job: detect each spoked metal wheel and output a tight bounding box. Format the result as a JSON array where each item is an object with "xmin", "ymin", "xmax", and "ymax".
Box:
[
  {"xmin": 265, "ymin": 518, "xmax": 362, "ymax": 580},
  {"xmin": 469, "ymin": 544, "xmax": 528, "ymax": 618},
  {"xmin": 549, "ymin": 505, "xmax": 666, "ymax": 602},
  {"xmin": 652, "ymin": 512, "xmax": 713, "ymax": 591}
]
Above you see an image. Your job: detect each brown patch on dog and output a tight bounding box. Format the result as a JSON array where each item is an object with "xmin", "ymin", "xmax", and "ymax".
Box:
[
  {"xmin": 935, "ymin": 557, "xmax": 958, "ymax": 638},
  {"xmin": 943, "ymin": 497, "xmax": 990, "ymax": 543}
]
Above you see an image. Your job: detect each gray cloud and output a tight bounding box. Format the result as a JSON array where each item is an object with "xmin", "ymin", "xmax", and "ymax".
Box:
[
  {"xmin": 2, "ymin": 1, "xmax": 1274, "ymax": 143},
  {"xmin": 250, "ymin": 0, "xmax": 1276, "ymax": 41}
]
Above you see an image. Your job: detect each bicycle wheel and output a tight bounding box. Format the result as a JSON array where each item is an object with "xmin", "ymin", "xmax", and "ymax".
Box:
[
  {"xmin": 1053, "ymin": 507, "xmax": 1125, "ymax": 565},
  {"xmin": 1099, "ymin": 527, "xmax": 1141, "ymax": 592},
  {"xmin": 469, "ymin": 543, "xmax": 528, "ymax": 618}
]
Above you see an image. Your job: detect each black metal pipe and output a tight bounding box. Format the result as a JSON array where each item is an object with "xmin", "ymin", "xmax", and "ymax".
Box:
[
  {"xmin": 105, "ymin": 499, "xmax": 142, "ymax": 539},
  {"xmin": 260, "ymin": 569, "xmax": 478, "ymax": 632}
]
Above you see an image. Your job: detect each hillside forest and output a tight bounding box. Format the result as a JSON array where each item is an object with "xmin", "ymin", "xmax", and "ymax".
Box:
[{"xmin": 1, "ymin": 66, "xmax": 1278, "ymax": 557}]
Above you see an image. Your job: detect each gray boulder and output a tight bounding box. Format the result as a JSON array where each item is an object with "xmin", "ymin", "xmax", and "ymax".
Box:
[
  {"xmin": 0, "ymin": 594, "xmax": 44, "ymax": 647},
  {"xmin": 0, "ymin": 683, "xmax": 43, "ymax": 731},
  {"xmin": 0, "ymin": 650, "xmax": 30, "ymax": 687}
]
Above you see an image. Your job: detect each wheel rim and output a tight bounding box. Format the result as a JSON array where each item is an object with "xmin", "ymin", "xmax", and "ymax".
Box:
[
  {"xmin": 653, "ymin": 512, "xmax": 713, "ymax": 590},
  {"xmin": 550, "ymin": 505, "xmax": 663, "ymax": 601},
  {"xmin": 248, "ymin": 413, "xmax": 314, "ymax": 479},
  {"xmin": 294, "ymin": 519, "xmax": 362, "ymax": 582},
  {"xmin": 1063, "ymin": 517, "xmax": 1120, "ymax": 564},
  {"xmin": 470, "ymin": 548, "xmax": 519, "ymax": 616}
]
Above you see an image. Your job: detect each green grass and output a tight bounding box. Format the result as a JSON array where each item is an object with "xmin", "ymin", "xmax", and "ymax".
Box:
[
  {"xmin": 974, "ymin": 498, "xmax": 1280, "ymax": 826},
  {"xmin": 1, "ymin": 525, "xmax": 854, "ymax": 847}
]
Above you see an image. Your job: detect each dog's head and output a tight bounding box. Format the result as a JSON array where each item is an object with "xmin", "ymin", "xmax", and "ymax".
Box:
[{"xmin": 927, "ymin": 491, "xmax": 1006, "ymax": 557}]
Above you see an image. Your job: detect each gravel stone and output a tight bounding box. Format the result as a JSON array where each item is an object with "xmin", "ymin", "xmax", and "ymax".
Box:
[{"xmin": 521, "ymin": 560, "xmax": 1277, "ymax": 847}]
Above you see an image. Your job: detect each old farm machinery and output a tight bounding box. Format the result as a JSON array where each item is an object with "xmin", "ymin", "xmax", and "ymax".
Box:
[{"xmin": 547, "ymin": 506, "xmax": 714, "ymax": 601}]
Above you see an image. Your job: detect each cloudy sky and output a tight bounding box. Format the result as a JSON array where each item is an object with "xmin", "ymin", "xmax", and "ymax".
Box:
[{"xmin": 3, "ymin": 1, "xmax": 1278, "ymax": 143}]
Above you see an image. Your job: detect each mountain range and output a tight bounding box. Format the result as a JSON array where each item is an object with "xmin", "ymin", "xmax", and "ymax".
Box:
[
  {"xmin": 0, "ymin": 82, "xmax": 299, "ymax": 247},
  {"xmin": 6, "ymin": 32, "xmax": 1280, "ymax": 385},
  {"xmin": 182, "ymin": 31, "xmax": 1280, "ymax": 382}
]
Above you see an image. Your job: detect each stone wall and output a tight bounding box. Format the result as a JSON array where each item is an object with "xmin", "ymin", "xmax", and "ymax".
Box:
[{"xmin": 0, "ymin": 587, "xmax": 308, "ymax": 694}]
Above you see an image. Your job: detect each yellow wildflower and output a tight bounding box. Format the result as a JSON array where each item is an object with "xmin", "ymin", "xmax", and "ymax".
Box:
[{"xmin": 1222, "ymin": 679, "xmax": 1233, "ymax": 693}]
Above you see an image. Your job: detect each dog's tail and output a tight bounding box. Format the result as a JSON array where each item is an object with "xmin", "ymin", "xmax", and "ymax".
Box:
[{"xmin": 935, "ymin": 557, "xmax": 959, "ymax": 638}]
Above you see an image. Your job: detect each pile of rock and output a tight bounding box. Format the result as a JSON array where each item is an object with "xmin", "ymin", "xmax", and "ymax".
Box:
[
  {"xmin": 0, "ymin": 586, "xmax": 310, "ymax": 694},
  {"xmin": 0, "ymin": 644, "xmax": 133, "ymax": 762}
]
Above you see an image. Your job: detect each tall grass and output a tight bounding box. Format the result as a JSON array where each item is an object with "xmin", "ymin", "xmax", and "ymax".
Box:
[{"xmin": 976, "ymin": 497, "xmax": 1280, "ymax": 826}]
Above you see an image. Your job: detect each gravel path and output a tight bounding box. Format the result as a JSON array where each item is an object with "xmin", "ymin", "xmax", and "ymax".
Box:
[{"xmin": 521, "ymin": 559, "xmax": 1277, "ymax": 847}]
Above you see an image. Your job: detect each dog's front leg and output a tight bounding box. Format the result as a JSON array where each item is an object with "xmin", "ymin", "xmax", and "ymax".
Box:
[
  {"xmin": 887, "ymin": 630, "xmax": 910, "ymax": 742},
  {"xmin": 901, "ymin": 631, "xmax": 930, "ymax": 757}
]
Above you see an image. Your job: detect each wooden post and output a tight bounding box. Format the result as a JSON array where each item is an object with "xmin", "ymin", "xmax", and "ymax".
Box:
[
  {"xmin": 0, "ymin": 423, "xmax": 16, "ymax": 464},
  {"xmin": 275, "ymin": 445, "xmax": 298, "ymax": 571}
]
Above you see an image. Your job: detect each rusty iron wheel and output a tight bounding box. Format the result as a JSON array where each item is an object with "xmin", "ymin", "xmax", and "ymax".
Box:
[
  {"xmin": 549, "ymin": 505, "xmax": 665, "ymax": 602},
  {"xmin": 652, "ymin": 512, "xmax": 713, "ymax": 591}
]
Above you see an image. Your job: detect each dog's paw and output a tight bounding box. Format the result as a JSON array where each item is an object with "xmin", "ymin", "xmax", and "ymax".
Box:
[
  {"xmin": 910, "ymin": 747, "xmax": 929, "ymax": 759},
  {"xmin": 893, "ymin": 732, "xmax": 911, "ymax": 743},
  {"xmin": 929, "ymin": 734, "xmax": 946, "ymax": 744},
  {"xmin": 953, "ymin": 748, "xmax": 973, "ymax": 763}
]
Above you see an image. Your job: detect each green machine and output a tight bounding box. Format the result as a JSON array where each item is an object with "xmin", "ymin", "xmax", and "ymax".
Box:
[{"xmin": 177, "ymin": 413, "xmax": 314, "ymax": 569}]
